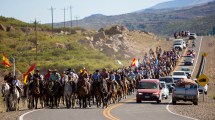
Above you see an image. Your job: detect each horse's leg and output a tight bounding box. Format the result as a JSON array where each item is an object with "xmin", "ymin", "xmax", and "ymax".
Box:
[
  {"xmin": 88, "ymin": 96, "xmax": 91, "ymax": 107},
  {"xmin": 79, "ymin": 97, "xmax": 82, "ymax": 108},
  {"xmin": 35, "ymin": 97, "xmax": 38, "ymax": 109}
]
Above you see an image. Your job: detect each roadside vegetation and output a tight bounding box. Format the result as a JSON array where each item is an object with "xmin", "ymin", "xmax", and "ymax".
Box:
[{"xmin": 0, "ymin": 16, "xmax": 125, "ymax": 75}]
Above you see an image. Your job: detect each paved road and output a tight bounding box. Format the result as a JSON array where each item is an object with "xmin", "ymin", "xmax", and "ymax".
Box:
[{"xmin": 19, "ymin": 37, "xmax": 202, "ymax": 120}]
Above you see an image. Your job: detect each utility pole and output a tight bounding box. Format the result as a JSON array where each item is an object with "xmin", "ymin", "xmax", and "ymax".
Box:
[
  {"xmin": 70, "ymin": 6, "xmax": 73, "ymax": 33},
  {"xmin": 48, "ymin": 6, "xmax": 55, "ymax": 35},
  {"xmin": 62, "ymin": 7, "xmax": 68, "ymax": 28},
  {"xmin": 34, "ymin": 19, "xmax": 38, "ymax": 66},
  {"xmin": 75, "ymin": 16, "xmax": 80, "ymax": 27}
]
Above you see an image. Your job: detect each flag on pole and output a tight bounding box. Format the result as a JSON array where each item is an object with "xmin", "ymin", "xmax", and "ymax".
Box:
[
  {"xmin": 117, "ymin": 60, "xmax": 123, "ymax": 66},
  {"xmin": 23, "ymin": 63, "xmax": 36, "ymax": 84},
  {"xmin": 2, "ymin": 53, "xmax": 11, "ymax": 67},
  {"xmin": 27, "ymin": 63, "xmax": 36, "ymax": 73},
  {"xmin": 131, "ymin": 58, "xmax": 139, "ymax": 67}
]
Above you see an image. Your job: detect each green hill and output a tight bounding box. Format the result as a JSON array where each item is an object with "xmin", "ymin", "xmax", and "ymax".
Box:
[{"xmin": 0, "ymin": 16, "xmax": 122, "ymax": 76}]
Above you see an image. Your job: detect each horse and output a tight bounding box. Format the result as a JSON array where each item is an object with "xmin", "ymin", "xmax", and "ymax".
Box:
[
  {"xmin": 121, "ymin": 78, "xmax": 128, "ymax": 99},
  {"xmin": 107, "ymin": 80, "xmax": 118, "ymax": 104},
  {"xmin": 47, "ymin": 81, "xmax": 62, "ymax": 109},
  {"xmin": 93, "ymin": 78, "xmax": 109, "ymax": 108},
  {"xmin": 127, "ymin": 77, "xmax": 135, "ymax": 95},
  {"xmin": 64, "ymin": 80, "xmax": 76, "ymax": 109},
  {"xmin": 2, "ymin": 83, "xmax": 20, "ymax": 111},
  {"xmin": 77, "ymin": 79, "xmax": 90, "ymax": 108},
  {"xmin": 29, "ymin": 79, "xmax": 44, "ymax": 109}
]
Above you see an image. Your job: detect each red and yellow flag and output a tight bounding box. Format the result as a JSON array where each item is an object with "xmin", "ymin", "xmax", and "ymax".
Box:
[
  {"xmin": 131, "ymin": 58, "xmax": 139, "ymax": 67},
  {"xmin": 23, "ymin": 63, "xmax": 36, "ymax": 84},
  {"xmin": 2, "ymin": 53, "xmax": 11, "ymax": 67}
]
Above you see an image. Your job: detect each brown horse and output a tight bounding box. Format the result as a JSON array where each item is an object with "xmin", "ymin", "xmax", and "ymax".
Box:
[
  {"xmin": 29, "ymin": 78, "xmax": 44, "ymax": 109},
  {"xmin": 121, "ymin": 78, "xmax": 128, "ymax": 99},
  {"xmin": 107, "ymin": 80, "xmax": 118, "ymax": 104}
]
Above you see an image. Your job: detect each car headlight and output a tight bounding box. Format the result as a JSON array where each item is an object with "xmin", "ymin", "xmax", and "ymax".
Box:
[{"xmin": 137, "ymin": 92, "xmax": 143, "ymax": 95}]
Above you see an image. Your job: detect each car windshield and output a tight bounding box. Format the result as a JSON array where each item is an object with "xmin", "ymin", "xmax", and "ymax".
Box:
[
  {"xmin": 174, "ymin": 43, "xmax": 181, "ymax": 45},
  {"xmin": 173, "ymin": 78, "xmax": 181, "ymax": 82},
  {"xmin": 160, "ymin": 83, "xmax": 165, "ymax": 88},
  {"xmin": 159, "ymin": 78, "xmax": 173, "ymax": 83},
  {"xmin": 138, "ymin": 82, "xmax": 158, "ymax": 89},
  {"xmin": 173, "ymin": 72, "xmax": 185, "ymax": 76},
  {"xmin": 181, "ymin": 68, "xmax": 190, "ymax": 71}
]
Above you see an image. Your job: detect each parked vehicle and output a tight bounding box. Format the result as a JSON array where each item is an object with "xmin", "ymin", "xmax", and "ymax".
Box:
[
  {"xmin": 136, "ymin": 79, "xmax": 162, "ymax": 103},
  {"xmin": 160, "ymin": 81, "xmax": 169, "ymax": 99},
  {"xmin": 180, "ymin": 67, "xmax": 192, "ymax": 79},
  {"xmin": 189, "ymin": 33, "xmax": 197, "ymax": 40},
  {"xmin": 172, "ymin": 79, "xmax": 199, "ymax": 105},
  {"xmin": 159, "ymin": 76, "xmax": 175, "ymax": 93}
]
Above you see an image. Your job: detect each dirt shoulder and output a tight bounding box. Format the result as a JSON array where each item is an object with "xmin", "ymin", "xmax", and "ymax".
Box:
[{"xmin": 170, "ymin": 36, "xmax": 215, "ymax": 120}]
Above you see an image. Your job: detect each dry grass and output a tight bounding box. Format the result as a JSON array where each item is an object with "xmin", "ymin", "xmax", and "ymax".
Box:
[{"xmin": 200, "ymin": 36, "xmax": 215, "ymax": 97}]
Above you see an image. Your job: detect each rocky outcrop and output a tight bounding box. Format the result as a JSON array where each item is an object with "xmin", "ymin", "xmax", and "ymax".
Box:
[{"xmin": 105, "ymin": 25, "xmax": 129, "ymax": 35}]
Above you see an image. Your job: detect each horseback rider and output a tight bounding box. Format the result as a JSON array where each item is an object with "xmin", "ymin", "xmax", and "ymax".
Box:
[
  {"xmin": 44, "ymin": 69, "xmax": 52, "ymax": 84},
  {"xmin": 78, "ymin": 68, "xmax": 90, "ymax": 92},
  {"xmin": 49, "ymin": 69, "xmax": 61, "ymax": 82},
  {"xmin": 192, "ymin": 40, "xmax": 195, "ymax": 47},
  {"xmin": 12, "ymin": 76, "xmax": 22, "ymax": 95},
  {"xmin": 109, "ymin": 71, "xmax": 118, "ymax": 92},
  {"xmin": 60, "ymin": 71, "xmax": 68, "ymax": 85},
  {"xmin": 3, "ymin": 72, "xmax": 14, "ymax": 96},
  {"xmin": 92, "ymin": 70, "xmax": 100, "ymax": 81},
  {"xmin": 115, "ymin": 71, "xmax": 122, "ymax": 88}
]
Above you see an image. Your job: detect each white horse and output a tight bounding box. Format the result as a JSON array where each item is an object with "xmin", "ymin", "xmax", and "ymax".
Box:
[
  {"xmin": 2, "ymin": 82, "xmax": 20, "ymax": 111},
  {"xmin": 64, "ymin": 80, "xmax": 76, "ymax": 109}
]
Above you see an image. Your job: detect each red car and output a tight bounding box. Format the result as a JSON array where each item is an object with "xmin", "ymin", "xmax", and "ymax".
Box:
[{"xmin": 136, "ymin": 79, "xmax": 162, "ymax": 103}]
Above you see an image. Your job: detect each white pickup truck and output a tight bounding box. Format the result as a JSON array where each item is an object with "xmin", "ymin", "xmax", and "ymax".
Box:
[
  {"xmin": 172, "ymin": 71, "xmax": 187, "ymax": 83},
  {"xmin": 173, "ymin": 39, "xmax": 186, "ymax": 51}
]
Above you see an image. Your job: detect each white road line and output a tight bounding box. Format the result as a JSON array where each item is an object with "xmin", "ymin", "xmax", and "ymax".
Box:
[
  {"xmin": 191, "ymin": 37, "xmax": 203, "ymax": 76},
  {"xmin": 166, "ymin": 37, "xmax": 203, "ymax": 120},
  {"xmin": 166, "ymin": 101, "xmax": 198, "ymax": 120},
  {"xmin": 18, "ymin": 109, "xmax": 42, "ymax": 120}
]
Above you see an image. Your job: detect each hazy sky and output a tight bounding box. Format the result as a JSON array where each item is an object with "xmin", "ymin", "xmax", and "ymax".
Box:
[{"xmin": 0, "ymin": 0, "xmax": 171, "ymax": 23}]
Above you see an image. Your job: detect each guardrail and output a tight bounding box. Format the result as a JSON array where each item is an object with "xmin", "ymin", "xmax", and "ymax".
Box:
[{"xmin": 196, "ymin": 54, "xmax": 206, "ymax": 78}]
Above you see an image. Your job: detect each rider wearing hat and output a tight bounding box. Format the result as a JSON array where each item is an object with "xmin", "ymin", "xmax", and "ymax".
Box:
[{"xmin": 49, "ymin": 69, "xmax": 61, "ymax": 82}]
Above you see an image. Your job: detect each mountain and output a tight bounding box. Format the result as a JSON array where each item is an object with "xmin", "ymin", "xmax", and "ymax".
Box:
[
  {"xmin": 53, "ymin": 1, "xmax": 215, "ymax": 36},
  {"xmin": 150, "ymin": 0, "xmax": 215, "ymax": 9}
]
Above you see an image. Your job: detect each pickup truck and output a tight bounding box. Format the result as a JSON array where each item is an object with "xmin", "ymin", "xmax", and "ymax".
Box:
[{"xmin": 172, "ymin": 79, "xmax": 199, "ymax": 105}]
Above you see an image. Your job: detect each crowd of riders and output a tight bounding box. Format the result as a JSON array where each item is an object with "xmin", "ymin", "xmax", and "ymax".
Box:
[{"xmin": 3, "ymin": 45, "xmax": 181, "ymax": 99}]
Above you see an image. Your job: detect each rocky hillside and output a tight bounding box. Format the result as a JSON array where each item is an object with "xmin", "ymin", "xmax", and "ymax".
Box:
[{"xmin": 78, "ymin": 25, "xmax": 171, "ymax": 60}]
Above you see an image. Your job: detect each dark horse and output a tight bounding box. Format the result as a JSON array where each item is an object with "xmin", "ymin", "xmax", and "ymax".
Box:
[
  {"xmin": 47, "ymin": 81, "xmax": 62, "ymax": 109},
  {"xmin": 93, "ymin": 78, "xmax": 109, "ymax": 108},
  {"xmin": 77, "ymin": 80, "xmax": 90, "ymax": 108},
  {"xmin": 29, "ymin": 78, "xmax": 44, "ymax": 109}
]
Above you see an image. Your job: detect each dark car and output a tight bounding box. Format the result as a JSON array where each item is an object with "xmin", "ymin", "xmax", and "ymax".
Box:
[
  {"xmin": 184, "ymin": 56, "xmax": 194, "ymax": 65},
  {"xmin": 136, "ymin": 79, "xmax": 162, "ymax": 103}
]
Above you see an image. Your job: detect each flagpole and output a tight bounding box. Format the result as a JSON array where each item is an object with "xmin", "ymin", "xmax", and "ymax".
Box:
[{"xmin": 12, "ymin": 57, "xmax": 15, "ymax": 76}]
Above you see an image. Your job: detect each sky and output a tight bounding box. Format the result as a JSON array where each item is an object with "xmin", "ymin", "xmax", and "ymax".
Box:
[{"xmin": 0, "ymin": 0, "xmax": 171, "ymax": 23}]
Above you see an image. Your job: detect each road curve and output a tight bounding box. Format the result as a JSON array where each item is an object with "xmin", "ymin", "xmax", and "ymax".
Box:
[{"xmin": 18, "ymin": 37, "xmax": 202, "ymax": 120}]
